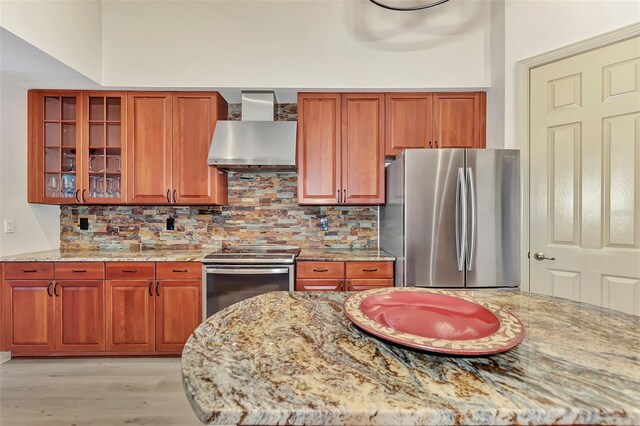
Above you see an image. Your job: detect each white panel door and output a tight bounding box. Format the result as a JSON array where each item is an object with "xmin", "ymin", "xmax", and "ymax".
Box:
[{"xmin": 530, "ymin": 36, "xmax": 640, "ymax": 315}]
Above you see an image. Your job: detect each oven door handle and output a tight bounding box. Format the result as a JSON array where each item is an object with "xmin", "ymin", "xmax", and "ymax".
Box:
[{"xmin": 205, "ymin": 268, "xmax": 289, "ymax": 275}]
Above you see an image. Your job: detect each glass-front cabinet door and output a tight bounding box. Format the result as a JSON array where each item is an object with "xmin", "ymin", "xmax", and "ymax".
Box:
[
  {"xmin": 82, "ymin": 92, "xmax": 126, "ymax": 204},
  {"xmin": 33, "ymin": 91, "xmax": 82, "ymax": 204}
]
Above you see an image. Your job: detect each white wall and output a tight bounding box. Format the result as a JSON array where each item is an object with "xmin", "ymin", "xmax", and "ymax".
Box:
[
  {"xmin": 0, "ymin": 0, "xmax": 102, "ymax": 83},
  {"xmin": 0, "ymin": 75, "xmax": 60, "ymax": 257},
  {"xmin": 101, "ymin": 0, "xmax": 491, "ymax": 90},
  {"xmin": 503, "ymin": 0, "xmax": 640, "ymax": 148},
  {"xmin": 487, "ymin": 0, "xmax": 505, "ymax": 148}
]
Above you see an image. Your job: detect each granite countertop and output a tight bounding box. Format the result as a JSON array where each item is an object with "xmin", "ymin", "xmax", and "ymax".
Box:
[
  {"xmin": 182, "ymin": 290, "xmax": 640, "ymax": 425},
  {"xmin": 297, "ymin": 248, "xmax": 394, "ymax": 261},
  {"xmin": 0, "ymin": 248, "xmax": 211, "ymax": 262}
]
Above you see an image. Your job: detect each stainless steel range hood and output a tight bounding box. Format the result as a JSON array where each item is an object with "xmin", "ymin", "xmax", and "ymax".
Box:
[{"xmin": 208, "ymin": 92, "xmax": 297, "ymax": 170}]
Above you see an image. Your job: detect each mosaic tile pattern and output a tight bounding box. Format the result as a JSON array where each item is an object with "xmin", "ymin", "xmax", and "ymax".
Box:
[{"xmin": 60, "ymin": 172, "xmax": 378, "ymax": 251}]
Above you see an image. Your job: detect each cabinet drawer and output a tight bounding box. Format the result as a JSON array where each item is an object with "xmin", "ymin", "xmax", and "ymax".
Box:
[
  {"xmin": 296, "ymin": 279, "xmax": 344, "ymax": 292},
  {"xmin": 296, "ymin": 262, "xmax": 345, "ymax": 279},
  {"xmin": 156, "ymin": 262, "xmax": 201, "ymax": 279},
  {"xmin": 4, "ymin": 262, "xmax": 54, "ymax": 280},
  {"xmin": 345, "ymin": 261, "xmax": 393, "ymax": 279},
  {"xmin": 347, "ymin": 279, "xmax": 394, "ymax": 291},
  {"xmin": 106, "ymin": 262, "xmax": 155, "ymax": 280},
  {"xmin": 55, "ymin": 262, "xmax": 104, "ymax": 279}
]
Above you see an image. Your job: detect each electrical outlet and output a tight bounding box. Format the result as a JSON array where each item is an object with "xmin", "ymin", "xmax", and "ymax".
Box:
[
  {"xmin": 167, "ymin": 217, "xmax": 175, "ymax": 231},
  {"xmin": 4, "ymin": 219, "xmax": 15, "ymax": 234},
  {"xmin": 319, "ymin": 217, "xmax": 329, "ymax": 231},
  {"xmin": 79, "ymin": 217, "xmax": 89, "ymax": 230}
]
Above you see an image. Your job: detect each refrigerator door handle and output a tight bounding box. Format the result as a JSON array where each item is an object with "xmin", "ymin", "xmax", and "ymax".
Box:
[
  {"xmin": 455, "ymin": 167, "xmax": 467, "ymax": 272},
  {"xmin": 466, "ymin": 167, "xmax": 476, "ymax": 271}
]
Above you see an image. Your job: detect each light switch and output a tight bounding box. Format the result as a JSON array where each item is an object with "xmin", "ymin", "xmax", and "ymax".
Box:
[{"xmin": 4, "ymin": 219, "xmax": 15, "ymax": 234}]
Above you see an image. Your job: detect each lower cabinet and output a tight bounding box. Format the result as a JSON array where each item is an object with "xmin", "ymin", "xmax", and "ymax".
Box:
[
  {"xmin": 155, "ymin": 280, "xmax": 201, "ymax": 352},
  {"xmin": 4, "ymin": 280, "xmax": 56, "ymax": 354},
  {"xmin": 105, "ymin": 280, "xmax": 155, "ymax": 352},
  {"xmin": 56, "ymin": 280, "xmax": 105, "ymax": 352},
  {"xmin": 296, "ymin": 261, "xmax": 394, "ymax": 291},
  {"xmin": 2, "ymin": 261, "xmax": 202, "ymax": 356}
]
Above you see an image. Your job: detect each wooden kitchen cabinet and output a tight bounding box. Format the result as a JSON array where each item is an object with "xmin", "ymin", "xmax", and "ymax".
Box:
[
  {"xmin": 172, "ymin": 92, "xmax": 228, "ymax": 205},
  {"xmin": 126, "ymin": 92, "xmax": 173, "ymax": 204},
  {"xmin": 385, "ymin": 93, "xmax": 433, "ymax": 157},
  {"xmin": 433, "ymin": 92, "xmax": 486, "ymax": 149},
  {"xmin": 384, "ymin": 91, "xmax": 486, "ymax": 157},
  {"xmin": 296, "ymin": 260, "xmax": 393, "ymax": 292},
  {"xmin": 155, "ymin": 279, "xmax": 201, "ymax": 352},
  {"xmin": 3, "ymin": 280, "xmax": 56, "ymax": 354},
  {"xmin": 55, "ymin": 280, "xmax": 105, "ymax": 352},
  {"xmin": 298, "ymin": 93, "xmax": 385, "ymax": 205},
  {"xmin": 105, "ymin": 279, "xmax": 155, "ymax": 352},
  {"xmin": 297, "ymin": 93, "xmax": 342, "ymax": 204},
  {"xmin": 28, "ymin": 90, "xmax": 228, "ymax": 206},
  {"xmin": 28, "ymin": 90, "xmax": 83, "ymax": 204}
]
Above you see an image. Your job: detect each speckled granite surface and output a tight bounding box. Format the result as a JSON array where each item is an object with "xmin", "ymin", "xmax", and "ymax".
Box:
[
  {"xmin": 182, "ymin": 291, "xmax": 640, "ymax": 425},
  {"xmin": 0, "ymin": 249, "xmax": 211, "ymax": 262},
  {"xmin": 297, "ymin": 248, "xmax": 394, "ymax": 261}
]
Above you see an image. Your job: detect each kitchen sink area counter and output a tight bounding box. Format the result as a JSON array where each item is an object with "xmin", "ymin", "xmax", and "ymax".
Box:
[
  {"xmin": 182, "ymin": 290, "xmax": 640, "ymax": 426},
  {"xmin": 0, "ymin": 248, "xmax": 213, "ymax": 262},
  {"xmin": 297, "ymin": 248, "xmax": 395, "ymax": 262}
]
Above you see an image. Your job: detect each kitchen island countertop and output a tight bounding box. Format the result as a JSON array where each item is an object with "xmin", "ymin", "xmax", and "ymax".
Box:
[{"xmin": 182, "ymin": 290, "xmax": 640, "ymax": 425}]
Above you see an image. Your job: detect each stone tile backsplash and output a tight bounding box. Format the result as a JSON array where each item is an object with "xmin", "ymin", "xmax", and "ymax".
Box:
[
  {"xmin": 60, "ymin": 172, "xmax": 378, "ymax": 251},
  {"xmin": 59, "ymin": 103, "xmax": 379, "ymax": 251}
]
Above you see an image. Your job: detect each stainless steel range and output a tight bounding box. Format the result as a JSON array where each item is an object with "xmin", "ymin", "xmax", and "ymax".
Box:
[{"xmin": 202, "ymin": 245, "xmax": 300, "ymax": 319}]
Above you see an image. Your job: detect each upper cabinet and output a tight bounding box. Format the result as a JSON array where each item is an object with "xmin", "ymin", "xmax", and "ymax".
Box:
[
  {"xmin": 385, "ymin": 93, "xmax": 433, "ymax": 157},
  {"xmin": 126, "ymin": 92, "xmax": 173, "ymax": 204},
  {"xmin": 297, "ymin": 93, "xmax": 385, "ymax": 205},
  {"xmin": 28, "ymin": 91, "xmax": 83, "ymax": 204},
  {"xmin": 384, "ymin": 91, "xmax": 486, "ymax": 157},
  {"xmin": 433, "ymin": 92, "xmax": 486, "ymax": 149},
  {"xmin": 28, "ymin": 90, "xmax": 228, "ymax": 206}
]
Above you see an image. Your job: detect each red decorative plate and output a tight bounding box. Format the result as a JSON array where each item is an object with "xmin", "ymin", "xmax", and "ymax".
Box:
[{"xmin": 343, "ymin": 288, "xmax": 525, "ymax": 355}]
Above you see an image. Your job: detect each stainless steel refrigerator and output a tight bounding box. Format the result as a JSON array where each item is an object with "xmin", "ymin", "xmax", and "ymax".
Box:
[{"xmin": 381, "ymin": 149, "xmax": 520, "ymax": 288}]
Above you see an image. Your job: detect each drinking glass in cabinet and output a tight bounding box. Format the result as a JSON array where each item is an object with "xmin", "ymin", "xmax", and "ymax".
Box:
[
  {"xmin": 62, "ymin": 151, "xmax": 75, "ymax": 172},
  {"xmin": 89, "ymin": 155, "xmax": 104, "ymax": 172},
  {"xmin": 89, "ymin": 176, "xmax": 105, "ymax": 198},
  {"xmin": 61, "ymin": 174, "xmax": 76, "ymax": 198},
  {"xmin": 106, "ymin": 155, "xmax": 122, "ymax": 172},
  {"xmin": 46, "ymin": 174, "xmax": 60, "ymax": 198},
  {"xmin": 112, "ymin": 177, "xmax": 121, "ymax": 198}
]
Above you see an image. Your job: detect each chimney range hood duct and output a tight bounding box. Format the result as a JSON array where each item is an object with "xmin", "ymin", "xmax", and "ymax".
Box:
[{"xmin": 208, "ymin": 91, "xmax": 297, "ymax": 171}]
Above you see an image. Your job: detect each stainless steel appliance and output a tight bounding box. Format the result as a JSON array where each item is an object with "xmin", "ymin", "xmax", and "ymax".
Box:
[
  {"xmin": 381, "ymin": 149, "xmax": 520, "ymax": 288},
  {"xmin": 202, "ymin": 245, "xmax": 299, "ymax": 319}
]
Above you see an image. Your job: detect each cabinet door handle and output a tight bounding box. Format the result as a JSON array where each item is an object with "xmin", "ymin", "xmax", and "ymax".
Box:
[
  {"xmin": 148, "ymin": 282, "xmax": 153, "ymax": 297},
  {"xmin": 155, "ymin": 281, "xmax": 160, "ymax": 297},
  {"xmin": 312, "ymin": 268, "xmax": 329, "ymax": 273},
  {"xmin": 71, "ymin": 269, "xmax": 87, "ymax": 273},
  {"xmin": 53, "ymin": 282, "xmax": 59, "ymax": 297},
  {"xmin": 166, "ymin": 190, "xmax": 171, "ymax": 203},
  {"xmin": 47, "ymin": 282, "xmax": 53, "ymax": 297},
  {"xmin": 337, "ymin": 190, "xmax": 340, "ymax": 204},
  {"xmin": 75, "ymin": 189, "xmax": 80, "ymax": 203},
  {"xmin": 428, "ymin": 141, "xmax": 433, "ymax": 148},
  {"xmin": 343, "ymin": 189, "xmax": 346, "ymax": 204},
  {"xmin": 435, "ymin": 140, "xmax": 438, "ymax": 148},
  {"xmin": 362, "ymin": 268, "xmax": 378, "ymax": 272},
  {"xmin": 21, "ymin": 269, "xmax": 38, "ymax": 273},
  {"xmin": 81, "ymin": 189, "xmax": 87, "ymax": 203},
  {"xmin": 172, "ymin": 190, "xmax": 177, "ymax": 204},
  {"xmin": 346, "ymin": 280, "xmax": 351, "ymax": 291},
  {"xmin": 172, "ymin": 269, "xmax": 188, "ymax": 273},
  {"xmin": 339, "ymin": 280, "xmax": 344, "ymax": 291},
  {"xmin": 122, "ymin": 269, "xmax": 138, "ymax": 273}
]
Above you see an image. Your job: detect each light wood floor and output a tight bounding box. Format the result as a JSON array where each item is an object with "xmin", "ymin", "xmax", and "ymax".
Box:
[{"xmin": 0, "ymin": 358, "xmax": 202, "ymax": 425}]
